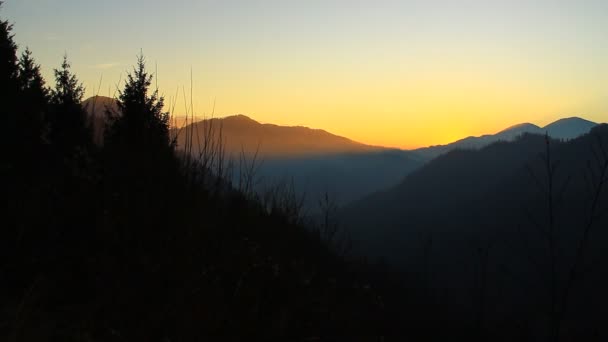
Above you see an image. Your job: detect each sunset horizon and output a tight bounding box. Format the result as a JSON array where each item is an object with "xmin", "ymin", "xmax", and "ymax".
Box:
[
  {"xmin": 162, "ymin": 110, "xmax": 602, "ymax": 149},
  {"xmin": 5, "ymin": 1, "xmax": 608, "ymax": 148}
]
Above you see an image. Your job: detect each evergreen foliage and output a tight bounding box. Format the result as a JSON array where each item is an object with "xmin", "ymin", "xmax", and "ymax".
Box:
[
  {"xmin": 105, "ymin": 54, "xmax": 170, "ymax": 150},
  {"xmin": 48, "ymin": 55, "xmax": 89, "ymax": 153}
]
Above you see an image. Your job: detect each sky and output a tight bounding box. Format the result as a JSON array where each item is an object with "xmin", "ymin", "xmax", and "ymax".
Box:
[{"xmin": 3, "ymin": 0, "xmax": 608, "ymax": 148}]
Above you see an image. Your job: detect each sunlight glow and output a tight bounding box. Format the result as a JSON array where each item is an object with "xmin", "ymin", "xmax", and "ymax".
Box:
[{"xmin": 4, "ymin": 1, "xmax": 608, "ymax": 148}]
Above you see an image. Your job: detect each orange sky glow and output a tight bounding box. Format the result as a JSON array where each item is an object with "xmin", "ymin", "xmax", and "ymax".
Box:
[{"xmin": 5, "ymin": 1, "xmax": 608, "ymax": 148}]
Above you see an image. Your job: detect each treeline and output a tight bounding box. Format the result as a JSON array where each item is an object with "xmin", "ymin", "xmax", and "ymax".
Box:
[{"xmin": 0, "ymin": 6, "xmax": 444, "ymax": 342}]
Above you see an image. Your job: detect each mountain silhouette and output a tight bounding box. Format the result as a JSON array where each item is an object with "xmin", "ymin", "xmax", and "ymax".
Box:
[
  {"xmin": 543, "ymin": 117, "xmax": 597, "ymax": 140},
  {"xmin": 82, "ymin": 100, "xmax": 422, "ymax": 207},
  {"xmin": 176, "ymin": 114, "xmax": 382, "ymax": 158},
  {"xmin": 496, "ymin": 122, "xmax": 542, "ymax": 138},
  {"xmin": 344, "ymin": 125, "xmax": 608, "ymax": 258},
  {"xmin": 84, "ymin": 98, "xmax": 380, "ymax": 157},
  {"xmin": 173, "ymin": 114, "xmax": 426, "ymax": 208},
  {"xmin": 414, "ymin": 117, "xmax": 598, "ymax": 160}
]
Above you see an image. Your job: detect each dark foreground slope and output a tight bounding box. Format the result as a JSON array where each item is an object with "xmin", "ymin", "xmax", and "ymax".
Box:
[{"xmin": 0, "ymin": 13, "xmax": 445, "ymax": 340}]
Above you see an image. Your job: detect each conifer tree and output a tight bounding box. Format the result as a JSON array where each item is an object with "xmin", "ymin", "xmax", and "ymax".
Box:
[
  {"xmin": 18, "ymin": 48, "xmax": 49, "ymax": 107},
  {"xmin": 48, "ymin": 55, "xmax": 89, "ymax": 153},
  {"xmin": 0, "ymin": 0, "xmax": 19, "ymax": 269},
  {"xmin": 106, "ymin": 54, "xmax": 170, "ymax": 151},
  {"xmin": 0, "ymin": 5, "xmax": 52, "ymax": 298},
  {"xmin": 0, "ymin": 2, "xmax": 20, "ymax": 158},
  {"xmin": 18, "ymin": 48, "xmax": 49, "ymax": 145},
  {"xmin": 104, "ymin": 53, "xmax": 174, "ymax": 195},
  {"xmin": 103, "ymin": 54, "xmax": 175, "ymax": 230},
  {"xmin": 51, "ymin": 55, "xmax": 85, "ymax": 106},
  {"xmin": 0, "ymin": 2, "xmax": 18, "ymax": 101}
]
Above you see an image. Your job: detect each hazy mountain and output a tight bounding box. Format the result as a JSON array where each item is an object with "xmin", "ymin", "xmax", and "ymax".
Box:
[
  {"xmin": 496, "ymin": 122, "xmax": 542, "ymax": 139},
  {"xmin": 174, "ymin": 115, "xmax": 425, "ymax": 208},
  {"xmin": 83, "ymin": 97, "xmax": 381, "ymax": 158},
  {"xmin": 257, "ymin": 149, "xmax": 424, "ymax": 208},
  {"xmin": 81, "ymin": 102, "xmax": 421, "ymax": 206},
  {"xmin": 544, "ymin": 117, "xmax": 598, "ymax": 140},
  {"xmin": 83, "ymin": 99, "xmax": 599, "ymax": 212},
  {"xmin": 175, "ymin": 114, "xmax": 382, "ymax": 158},
  {"xmin": 414, "ymin": 117, "xmax": 597, "ymax": 160}
]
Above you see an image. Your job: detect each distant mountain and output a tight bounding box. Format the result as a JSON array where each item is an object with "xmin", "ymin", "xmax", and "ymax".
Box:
[
  {"xmin": 543, "ymin": 117, "xmax": 597, "ymax": 140},
  {"xmin": 175, "ymin": 115, "xmax": 424, "ymax": 208},
  {"xmin": 497, "ymin": 122, "xmax": 542, "ymax": 139},
  {"xmin": 81, "ymin": 102, "xmax": 421, "ymax": 207},
  {"xmin": 342, "ymin": 124, "xmax": 608, "ymax": 269},
  {"xmin": 175, "ymin": 114, "xmax": 382, "ymax": 158},
  {"xmin": 84, "ymin": 98, "xmax": 380, "ymax": 157},
  {"xmin": 414, "ymin": 117, "xmax": 598, "ymax": 160},
  {"xmin": 84, "ymin": 99, "xmax": 381, "ymax": 156},
  {"xmin": 83, "ymin": 96, "xmax": 119, "ymax": 144}
]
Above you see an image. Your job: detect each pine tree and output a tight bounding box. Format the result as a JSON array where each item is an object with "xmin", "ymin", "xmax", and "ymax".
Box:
[
  {"xmin": 0, "ymin": 0, "xmax": 20, "ymax": 273},
  {"xmin": 48, "ymin": 55, "xmax": 89, "ymax": 153},
  {"xmin": 103, "ymin": 53, "xmax": 174, "ymax": 192},
  {"xmin": 107, "ymin": 54, "xmax": 170, "ymax": 150},
  {"xmin": 0, "ymin": 6, "xmax": 53, "ymax": 304},
  {"xmin": 18, "ymin": 48, "xmax": 49, "ymax": 145},
  {"xmin": 0, "ymin": 2, "xmax": 18, "ymax": 100},
  {"xmin": 18, "ymin": 48, "xmax": 49, "ymax": 107},
  {"xmin": 103, "ymin": 54, "xmax": 176, "ymax": 246},
  {"xmin": 0, "ymin": 2, "xmax": 20, "ymax": 158},
  {"xmin": 51, "ymin": 55, "xmax": 84, "ymax": 106}
]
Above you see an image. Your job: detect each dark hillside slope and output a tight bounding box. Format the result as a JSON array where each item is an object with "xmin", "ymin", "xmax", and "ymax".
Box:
[
  {"xmin": 345, "ymin": 126, "xmax": 608, "ymax": 264},
  {"xmin": 344, "ymin": 133, "xmax": 550, "ymax": 259},
  {"xmin": 341, "ymin": 126, "xmax": 608, "ymax": 336}
]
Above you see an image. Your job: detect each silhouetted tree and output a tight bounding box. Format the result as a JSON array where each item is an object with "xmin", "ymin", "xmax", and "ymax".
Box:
[
  {"xmin": 105, "ymin": 54, "xmax": 170, "ymax": 152},
  {"xmin": 0, "ymin": 1, "xmax": 17, "ymax": 99},
  {"xmin": 51, "ymin": 55, "xmax": 84, "ymax": 105},
  {"xmin": 0, "ymin": 0, "xmax": 20, "ymax": 284},
  {"xmin": 18, "ymin": 48, "xmax": 49, "ymax": 105},
  {"xmin": 48, "ymin": 55, "xmax": 90, "ymax": 153},
  {"xmin": 102, "ymin": 53, "xmax": 176, "ymax": 250},
  {"xmin": 103, "ymin": 53, "xmax": 175, "ymax": 196},
  {"xmin": 0, "ymin": 5, "xmax": 52, "ymax": 275},
  {"xmin": 0, "ymin": 2, "xmax": 20, "ymax": 164},
  {"xmin": 17, "ymin": 48, "xmax": 49, "ymax": 148}
]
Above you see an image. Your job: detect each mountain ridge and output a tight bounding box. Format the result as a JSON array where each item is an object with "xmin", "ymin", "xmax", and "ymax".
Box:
[
  {"xmin": 414, "ymin": 116, "xmax": 598, "ymax": 160},
  {"xmin": 176, "ymin": 114, "xmax": 383, "ymax": 158},
  {"xmin": 82, "ymin": 96, "xmax": 600, "ymax": 160}
]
